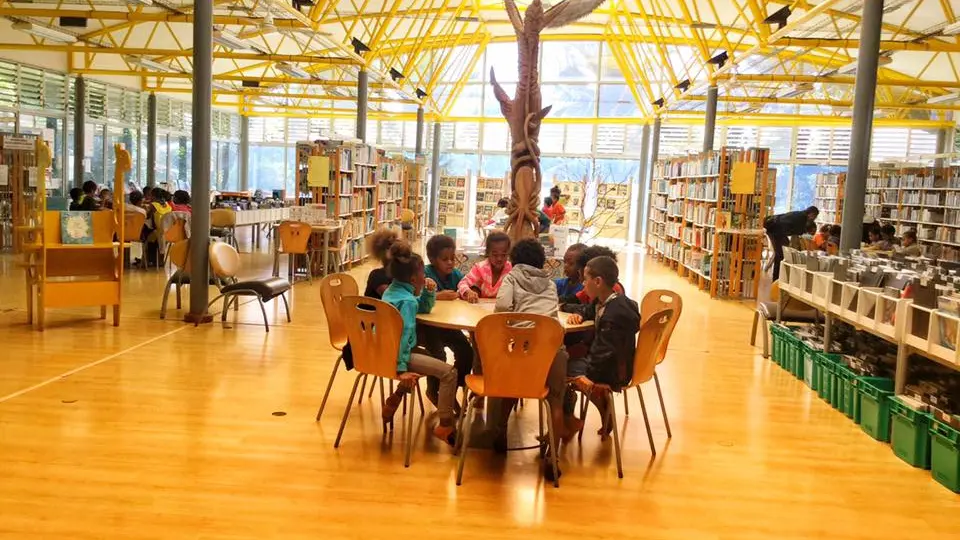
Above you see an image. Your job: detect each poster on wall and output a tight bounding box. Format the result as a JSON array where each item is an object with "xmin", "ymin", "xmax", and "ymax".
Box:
[{"xmin": 0, "ymin": 164, "xmax": 8, "ymax": 186}]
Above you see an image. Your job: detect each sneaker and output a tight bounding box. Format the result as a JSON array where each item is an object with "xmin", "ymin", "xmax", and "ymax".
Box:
[
  {"xmin": 382, "ymin": 391, "xmax": 403, "ymax": 423},
  {"xmin": 433, "ymin": 424, "xmax": 457, "ymax": 446}
]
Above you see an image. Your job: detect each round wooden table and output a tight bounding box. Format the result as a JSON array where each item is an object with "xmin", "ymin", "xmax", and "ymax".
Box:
[{"xmin": 416, "ymin": 299, "xmax": 592, "ymax": 332}]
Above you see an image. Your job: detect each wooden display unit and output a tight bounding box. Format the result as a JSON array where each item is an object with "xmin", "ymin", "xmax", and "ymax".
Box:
[
  {"xmin": 474, "ymin": 175, "xmax": 505, "ymax": 224},
  {"xmin": 437, "ymin": 174, "xmax": 468, "ymax": 229},
  {"xmin": 593, "ymin": 182, "xmax": 631, "ymax": 240},
  {"xmin": 404, "ymin": 158, "xmax": 427, "ymax": 237},
  {"xmin": 22, "ymin": 143, "xmax": 126, "ymax": 330},
  {"xmin": 554, "ymin": 180, "xmax": 583, "ymax": 227},
  {"xmin": 649, "ymin": 147, "xmax": 772, "ymax": 299}
]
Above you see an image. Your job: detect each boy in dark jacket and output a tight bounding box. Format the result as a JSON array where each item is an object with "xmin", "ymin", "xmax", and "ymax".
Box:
[
  {"xmin": 763, "ymin": 206, "xmax": 819, "ymax": 281},
  {"xmin": 565, "ymin": 255, "xmax": 640, "ymax": 438}
]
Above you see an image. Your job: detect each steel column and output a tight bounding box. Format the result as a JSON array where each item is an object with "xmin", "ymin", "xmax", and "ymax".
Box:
[
  {"xmin": 703, "ymin": 85, "xmax": 718, "ymax": 152},
  {"xmin": 356, "ymin": 69, "xmax": 368, "ymax": 142},
  {"xmin": 415, "ymin": 105, "xmax": 424, "ymax": 156},
  {"xmin": 935, "ymin": 126, "xmax": 949, "ymax": 168},
  {"xmin": 187, "ymin": 0, "xmax": 213, "ymax": 322},
  {"xmin": 840, "ymin": 0, "xmax": 884, "ymax": 253},
  {"xmin": 239, "ymin": 115, "xmax": 249, "ymax": 191},
  {"xmin": 634, "ymin": 123, "xmax": 652, "ymax": 243},
  {"xmin": 73, "ymin": 76, "xmax": 85, "ymax": 188},
  {"xmin": 644, "ymin": 117, "xmax": 662, "ymax": 243},
  {"xmin": 146, "ymin": 92, "xmax": 157, "ymax": 189},
  {"xmin": 429, "ymin": 122, "xmax": 441, "ymax": 227}
]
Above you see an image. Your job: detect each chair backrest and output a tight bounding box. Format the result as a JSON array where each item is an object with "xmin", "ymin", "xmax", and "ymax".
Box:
[
  {"xmin": 123, "ymin": 212, "xmax": 146, "ymax": 242},
  {"xmin": 278, "ymin": 221, "xmax": 312, "ymax": 255},
  {"xmin": 210, "ymin": 208, "xmax": 236, "ymax": 227},
  {"xmin": 319, "ymin": 273, "xmax": 359, "ymax": 350},
  {"xmin": 167, "ymin": 239, "xmax": 191, "ymax": 271},
  {"xmin": 640, "ymin": 289, "xmax": 683, "ymax": 364},
  {"xmin": 630, "ymin": 308, "xmax": 675, "ymax": 387},
  {"xmin": 474, "ymin": 313, "xmax": 564, "ymax": 399},
  {"xmin": 208, "ymin": 241, "xmax": 241, "ymax": 279},
  {"xmin": 164, "ymin": 218, "xmax": 187, "ymax": 243},
  {"xmin": 340, "ymin": 296, "xmax": 403, "ymax": 379}
]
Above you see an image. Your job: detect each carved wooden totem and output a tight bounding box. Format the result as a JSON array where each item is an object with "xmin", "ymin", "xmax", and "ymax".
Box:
[{"xmin": 490, "ymin": 0, "xmax": 606, "ymax": 241}]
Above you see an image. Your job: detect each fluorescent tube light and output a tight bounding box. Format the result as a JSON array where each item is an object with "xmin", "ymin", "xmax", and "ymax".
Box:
[
  {"xmin": 776, "ymin": 84, "xmax": 813, "ymax": 99},
  {"xmin": 276, "ymin": 62, "xmax": 310, "ymax": 78},
  {"xmin": 942, "ymin": 20, "xmax": 960, "ymax": 36},
  {"xmin": 12, "ymin": 22, "xmax": 77, "ymax": 43},
  {"xmin": 836, "ymin": 55, "xmax": 892, "ymax": 75},
  {"xmin": 123, "ymin": 55, "xmax": 179, "ymax": 72},
  {"xmin": 213, "ymin": 28, "xmax": 254, "ymax": 50},
  {"xmin": 124, "ymin": 0, "xmax": 153, "ymax": 5},
  {"xmin": 927, "ymin": 92, "xmax": 960, "ymax": 104}
]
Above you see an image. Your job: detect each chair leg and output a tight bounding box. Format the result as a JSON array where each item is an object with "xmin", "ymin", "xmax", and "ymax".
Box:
[
  {"xmin": 623, "ymin": 391, "xmax": 630, "ymax": 416},
  {"xmin": 762, "ymin": 319, "xmax": 770, "ymax": 358},
  {"xmin": 577, "ymin": 391, "xmax": 589, "ymax": 443},
  {"xmin": 273, "ymin": 250, "xmax": 280, "ymax": 277},
  {"xmin": 454, "ymin": 390, "xmax": 470, "ymax": 455},
  {"xmin": 637, "ymin": 386, "xmax": 656, "ymax": 457},
  {"xmin": 175, "ymin": 283, "xmax": 182, "ymax": 309},
  {"xmin": 306, "ymin": 253, "xmax": 313, "ymax": 284},
  {"xmin": 315, "ymin": 354, "xmax": 343, "ymax": 421},
  {"xmin": 334, "ymin": 373, "xmax": 364, "ymax": 448},
  {"xmin": 358, "ymin": 374, "xmax": 368, "ymax": 405},
  {"xmin": 280, "ymin": 293, "xmax": 291, "ymax": 322},
  {"xmin": 257, "ymin": 298, "xmax": 270, "ymax": 332},
  {"xmin": 543, "ymin": 400, "xmax": 560, "ymax": 487},
  {"xmin": 538, "ymin": 399, "xmax": 545, "ymax": 458},
  {"xmin": 456, "ymin": 396, "xmax": 477, "ymax": 485},
  {"xmin": 159, "ymin": 278, "xmax": 174, "ymax": 319},
  {"xmin": 415, "ymin": 383, "xmax": 425, "ymax": 417},
  {"xmin": 404, "ymin": 381, "xmax": 420, "ymax": 468},
  {"xmin": 608, "ymin": 393, "xmax": 624, "ymax": 479},
  {"xmin": 653, "ymin": 373, "xmax": 672, "ymax": 438},
  {"xmin": 750, "ymin": 310, "xmax": 760, "ymax": 346},
  {"xmin": 367, "ymin": 376, "xmax": 377, "ymax": 400}
]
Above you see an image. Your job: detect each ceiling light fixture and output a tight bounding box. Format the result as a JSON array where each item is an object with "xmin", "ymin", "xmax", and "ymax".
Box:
[
  {"xmin": 12, "ymin": 21, "xmax": 77, "ymax": 43},
  {"xmin": 415, "ymin": 88, "xmax": 427, "ymax": 99},
  {"xmin": 351, "ymin": 37, "xmax": 370, "ymax": 55},
  {"xmin": 882, "ymin": 0, "xmax": 915, "ymax": 14},
  {"xmin": 675, "ymin": 79, "xmax": 691, "ymax": 92},
  {"xmin": 775, "ymin": 83, "xmax": 813, "ymax": 99},
  {"xmin": 124, "ymin": 0, "xmax": 153, "ymax": 5},
  {"xmin": 276, "ymin": 62, "xmax": 310, "ymax": 79},
  {"xmin": 927, "ymin": 91, "xmax": 960, "ymax": 104},
  {"xmin": 213, "ymin": 28, "xmax": 255, "ymax": 50},
  {"xmin": 389, "ymin": 68, "xmax": 404, "ymax": 82},
  {"xmin": 941, "ymin": 20, "xmax": 960, "ymax": 36},
  {"xmin": 763, "ymin": 6, "xmax": 791, "ymax": 30},
  {"xmin": 836, "ymin": 54, "xmax": 893, "ymax": 75},
  {"xmin": 690, "ymin": 22, "xmax": 716, "ymax": 30},
  {"xmin": 123, "ymin": 54, "xmax": 179, "ymax": 72},
  {"xmin": 708, "ymin": 51, "xmax": 729, "ymax": 69}
]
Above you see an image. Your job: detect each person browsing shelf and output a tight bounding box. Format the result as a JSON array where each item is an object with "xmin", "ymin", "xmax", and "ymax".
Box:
[{"xmin": 763, "ymin": 206, "xmax": 819, "ymax": 281}]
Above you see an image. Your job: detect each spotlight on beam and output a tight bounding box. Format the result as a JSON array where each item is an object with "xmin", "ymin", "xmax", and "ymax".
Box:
[
  {"xmin": 675, "ymin": 79, "xmax": 691, "ymax": 92},
  {"xmin": 389, "ymin": 68, "xmax": 404, "ymax": 82},
  {"xmin": 708, "ymin": 51, "xmax": 729, "ymax": 69},
  {"xmin": 763, "ymin": 6, "xmax": 791, "ymax": 30},
  {"xmin": 415, "ymin": 88, "xmax": 427, "ymax": 99},
  {"xmin": 653, "ymin": 98, "xmax": 665, "ymax": 108},
  {"xmin": 351, "ymin": 37, "xmax": 370, "ymax": 55}
]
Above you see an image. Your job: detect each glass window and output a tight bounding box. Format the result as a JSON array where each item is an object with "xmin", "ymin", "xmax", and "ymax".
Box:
[
  {"xmin": 600, "ymin": 43, "xmax": 626, "ymax": 81},
  {"xmin": 541, "ymin": 42, "xmax": 599, "ymax": 82},
  {"xmin": 263, "ymin": 118, "xmax": 286, "ymax": 142},
  {"xmin": 453, "ymin": 122, "xmax": 480, "ymax": 150},
  {"xmin": 564, "ymin": 125, "xmax": 593, "ymax": 155},
  {"xmin": 540, "ymin": 157, "xmax": 591, "ymax": 198},
  {"xmin": 539, "ymin": 124, "xmax": 564, "ymax": 154},
  {"xmin": 249, "ymin": 145, "xmax": 287, "ymax": 192},
  {"xmin": 758, "ymin": 127, "xmax": 793, "ymax": 161},
  {"xmin": 598, "ymin": 84, "xmax": 638, "ymax": 117},
  {"xmin": 770, "ymin": 163, "xmax": 792, "ymax": 214},
  {"xmin": 438, "ymin": 152, "xmax": 479, "ymax": 176},
  {"xmin": 0, "ymin": 111, "xmax": 14, "ymax": 132},
  {"xmin": 482, "ymin": 122, "xmax": 509, "ymax": 152},
  {"xmin": 485, "ymin": 42, "xmax": 518, "ymax": 83},
  {"xmin": 542, "ymin": 84, "xmax": 597, "ymax": 118},
  {"xmin": 286, "ymin": 146, "xmax": 296, "ymax": 195},
  {"xmin": 450, "ymin": 84, "xmax": 482, "ymax": 117},
  {"xmin": 86, "ymin": 123, "xmax": 105, "ymax": 187},
  {"xmin": 480, "ymin": 154, "xmax": 509, "ymax": 177},
  {"xmin": 106, "ymin": 126, "xmax": 138, "ymax": 192},
  {"xmin": 156, "ymin": 133, "xmax": 169, "ymax": 187},
  {"xmin": 20, "ymin": 115, "xmax": 65, "ymax": 194},
  {"xmin": 484, "ymin": 82, "xmax": 515, "ymax": 117},
  {"xmin": 793, "ymin": 164, "xmax": 844, "ymax": 213}
]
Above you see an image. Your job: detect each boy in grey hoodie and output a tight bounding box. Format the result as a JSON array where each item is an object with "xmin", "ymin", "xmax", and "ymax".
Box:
[{"xmin": 489, "ymin": 239, "xmax": 578, "ymax": 451}]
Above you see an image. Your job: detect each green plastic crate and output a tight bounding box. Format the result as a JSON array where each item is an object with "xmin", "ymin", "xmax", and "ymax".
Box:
[
  {"xmin": 815, "ymin": 353, "xmax": 837, "ymax": 402},
  {"xmin": 889, "ymin": 397, "xmax": 931, "ymax": 469},
  {"xmin": 930, "ymin": 418, "xmax": 960, "ymax": 493},
  {"xmin": 794, "ymin": 341, "xmax": 813, "ymax": 381},
  {"xmin": 803, "ymin": 347, "xmax": 816, "ymax": 389},
  {"xmin": 857, "ymin": 377, "xmax": 895, "ymax": 442},
  {"xmin": 779, "ymin": 328, "xmax": 802, "ymax": 373},
  {"xmin": 835, "ymin": 363, "xmax": 861, "ymax": 422},
  {"xmin": 770, "ymin": 324, "xmax": 790, "ymax": 366}
]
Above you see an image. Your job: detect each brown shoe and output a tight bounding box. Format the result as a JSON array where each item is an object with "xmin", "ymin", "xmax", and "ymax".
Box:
[
  {"xmin": 433, "ymin": 424, "xmax": 457, "ymax": 446},
  {"xmin": 382, "ymin": 390, "xmax": 403, "ymax": 425}
]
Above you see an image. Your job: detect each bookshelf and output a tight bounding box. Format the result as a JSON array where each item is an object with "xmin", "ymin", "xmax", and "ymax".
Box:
[
  {"xmin": 554, "ymin": 180, "xmax": 582, "ymax": 227},
  {"xmin": 648, "ymin": 147, "xmax": 772, "ymax": 299},
  {"xmin": 814, "ymin": 172, "xmax": 845, "ymax": 225},
  {"xmin": 865, "ymin": 164, "xmax": 960, "ymax": 261},
  {"xmin": 377, "ymin": 154, "xmax": 404, "ymax": 230},
  {"xmin": 594, "ymin": 181, "xmax": 631, "ymax": 240},
  {"xmin": 404, "ymin": 159, "xmax": 427, "ymax": 237},
  {"xmin": 475, "ymin": 175, "xmax": 506, "ymax": 223},
  {"xmin": 1, "ymin": 134, "xmax": 41, "ymax": 252},
  {"xmin": 437, "ymin": 174, "xmax": 468, "ymax": 229}
]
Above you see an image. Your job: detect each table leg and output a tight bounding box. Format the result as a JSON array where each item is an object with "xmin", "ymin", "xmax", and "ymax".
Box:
[
  {"xmin": 895, "ymin": 342, "xmax": 909, "ymax": 394},
  {"xmin": 776, "ymin": 291, "xmax": 784, "ymax": 324},
  {"xmin": 824, "ymin": 312, "xmax": 833, "ymax": 352},
  {"xmin": 323, "ymin": 231, "xmax": 330, "ymax": 276}
]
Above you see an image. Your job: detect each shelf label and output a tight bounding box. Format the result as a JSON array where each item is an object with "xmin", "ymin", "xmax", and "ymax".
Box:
[{"xmin": 3, "ymin": 136, "xmax": 34, "ymax": 151}]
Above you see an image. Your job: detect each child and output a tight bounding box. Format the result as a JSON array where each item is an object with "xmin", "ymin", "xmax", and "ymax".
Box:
[
  {"xmin": 126, "ymin": 190, "xmax": 147, "ymax": 216},
  {"xmin": 170, "ymin": 190, "xmax": 192, "ymax": 213},
  {"xmin": 560, "ymin": 245, "xmax": 625, "ymax": 309},
  {"xmin": 813, "ymin": 224, "xmax": 830, "ymax": 250},
  {"xmin": 486, "ymin": 197, "xmax": 509, "ymax": 227},
  {"xmin": 566, "ymin": 256, "xmax": 641, "ymax": 438},
  {"xmin": 542, "ymin": 196, "xmax": 554, "ymax": 220},
  {"xmin": 363, "ymin": 228, "xmax": 399, "ymax": 300},
  {"xmin": 899, "ymin": 229, "xmax": 922, "ymax": 257},
  {"xmin": 381, "ymin": 242, "xmax": 458, "ymax": 445},
  {"xmin": 549, "ymin": 186, "xmax": 566, "ymax": 224},
  {"xmin": 826, "ymin": 225, "xmax": 841, "ymax": 254},
  {"xmin": 68, "ymin": 187, "xmax": 83, "ymax": 211},
  {"xmin": 555, "ymin": 243, "xmax": 587, "ymax": 302},
  {"xmin": 494, "ymin": 238, "xmax": 580, "ymax": 444},
  {"xmin": 458, "ymin": 231, "xmax": 512, "ymax": 303},
  {"xmin": 99, "ymin": 188, "xmax": 114, "ymax": 210},
  {"xmin": 422, "ymin": 234, "xmax": 474, "ymax": 401},
  {"xmin": 78, "ymin": 181, "xmax": 100, "ymax": 211}
]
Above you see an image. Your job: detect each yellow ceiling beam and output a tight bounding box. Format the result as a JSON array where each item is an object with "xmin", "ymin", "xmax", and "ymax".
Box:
[
  {"xmin": 780, "ymin": 37, "xmax": 960, "ymax": 53},
  {"xmin": 69, "ymin": 68, "xmax": 391, "ymax": 87},
  {"xmin": 0, "ymin": 44, "xmax": 356, "ymax": 64},
  {"xmin": 146, "ymin": 87, "xmax": 415, "ymax": 103},
  {"xmin": 0, "ymin": 7, "xmax": 307, "ymax": 27},
  {"xmin": 717, "ymin": 73, "xmax": 960, "ymax": 89},
  {"xmin": 683, "ymin": 94, "xmax": 960, "ymax": 112}
]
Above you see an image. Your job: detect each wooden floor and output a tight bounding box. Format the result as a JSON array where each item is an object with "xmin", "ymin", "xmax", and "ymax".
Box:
[{"xmin": 0, "ymin": 231, "xmax": 957, "ymax": 538}]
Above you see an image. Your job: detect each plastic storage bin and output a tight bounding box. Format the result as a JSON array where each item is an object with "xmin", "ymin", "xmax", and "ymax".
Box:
[
  {"xmin": 930, "ymin": 418, "xmax": 960, "ymax": 493},
  {"xmin": 889, "ymin": 397, "xmax": 931, "ymax": 469},
  {"xmin": 770, "ymin": 324, "xmax": 791, "ymax": 366},
  {"xmin": 857, "ymin": 377, "xmax": 895, "ymax": 442},
  {"xmin": 815, "ymin": 353, "xmax": 838, "ymax": 402},
  {"xmin": 834, "ymin": 363, "xmax": 861, "ymax": 422}
]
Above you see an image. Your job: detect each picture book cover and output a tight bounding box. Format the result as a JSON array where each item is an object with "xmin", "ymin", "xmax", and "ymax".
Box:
[{"xmin": 60, "ymin": 211, "xmax": 94, "ymax": 244}]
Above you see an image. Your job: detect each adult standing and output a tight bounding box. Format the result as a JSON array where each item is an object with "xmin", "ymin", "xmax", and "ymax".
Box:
[{"xmin": 763, "ymin": 206, "xmax": 819, "ymax": 281}]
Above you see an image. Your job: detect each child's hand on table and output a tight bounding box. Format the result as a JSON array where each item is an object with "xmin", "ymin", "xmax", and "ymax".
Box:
[
  {"xmin": 437, "ymin": 290, "xmax": 458, "ymax": 301},
  {"xmin": 424, "ymin": 278, "xmax": 437, "ymax": 292},
  {"xmin": 567, "ymin": 313, "xmax": 583, "ymax": 324},
  {"xmin": 464, "ymin": 290, "xmax": 479, "ymax": 303}
]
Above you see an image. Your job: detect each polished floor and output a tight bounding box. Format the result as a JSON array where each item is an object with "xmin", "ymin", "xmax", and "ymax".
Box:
[{"xmin": 0, "ymin": 231, "xmax": 957, "ymax": 539}]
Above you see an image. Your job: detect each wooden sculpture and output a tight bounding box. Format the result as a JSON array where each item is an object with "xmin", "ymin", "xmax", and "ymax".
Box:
[{"xmin": 491, "ymin": 0, "xmax": 606, "ymax": 241}]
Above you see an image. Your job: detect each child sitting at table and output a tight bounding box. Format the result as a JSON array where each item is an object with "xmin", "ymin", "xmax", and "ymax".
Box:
[
  {"xmin": 493, "ymin": 238, "xmax": 581, "ymax": 447},
  {"xmin": 566, "ymin": 256, "xmax": 641, "ymax": 439},
  {"xmin": 898, "ymin": 229, "xmax": 922, "ymax": 257},
  {"xmin": 555, "ymin": 243, "xmax": 587, "ymax": 303},
  {"xmin": 363, "ymin": 228, "xmax": 399, "ymax": 300},
  {"xmin": 457, "ymin": 231, "xmax": 512, "ymax": 303},
  {"xmin": 813, "ymin": 224, "xmax": 830, "ymax": 250},
  {"xmin": 422, "ymin": 234, "xmax": 474, "ymax": 405},
  {"xmin": 560, "ymin": 245, "xmax": 625, "ymax": 310},
  {"xmin": 381, "ymin": 241, "xmax": 459, "ymax": 445}
]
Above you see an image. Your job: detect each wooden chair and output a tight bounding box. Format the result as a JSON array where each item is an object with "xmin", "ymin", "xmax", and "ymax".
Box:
[
  {"xmin": 207, "ymin": 241, "xmax": 292, "ymax": 332},
  {"xmin": 315, "ymin": 273, "xmax": 359, "ymax": 421},
  {"xmin": 456, "ymin": 313, "xmax": 565, "ymax": 487},
  {"xmin": 159, "ymin": 239, "xmax": 193, "ymax": 319},
  {"xmin": 210, "ymin": 208, "xmax": 238, "ymax": 249},
  {"xmin": 274, "ymin": 221, "xmax": 313, "ymax": 283},
  {"xmin": 334, "ymin": 296, "xmax": 424, "ymax": 468},
  {"xmin": 579, "ymin": 308, "xmax": 675, "ymax": 477},
  {"xmin": 123, "ymin": 211, "xmax": 146, "ymax": 269},
  {"xmin": 158, "ymin": 211, "xmax": 190, "ymax": 270},
  {"xmin": 750, "ymin": 280, "xmax": 821, "ymax": 358}
]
